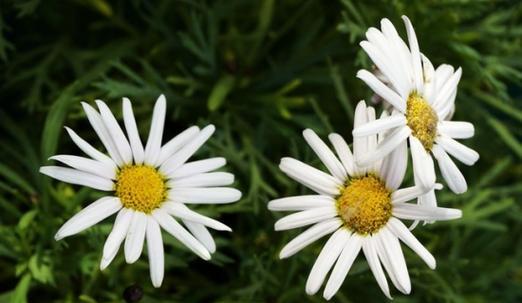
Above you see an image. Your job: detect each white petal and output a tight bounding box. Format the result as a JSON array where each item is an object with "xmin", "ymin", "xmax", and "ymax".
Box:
[
  {"xmin": 122, "ymin": 97, "xmax": 145, "ymax": 164},
  {"xmin": 422, "ymin": 54, "xmax": 437, "ymax": 105},
  {"xmin": 392, "ymin": 203, "xmax": 462, "ymax": 221},
  {"xmin": 380, "ymin": 138, "xmax": 407, "ymax": 190},
  {"xmin": 144, "ymin": 95, "xmax": 167, "ymax": 165},
  {"xmin": 402, "ymin": 16, "xmax": 423, "ymax": 93},
  {"xmin": 168, "ymin": 187, "xmax": 241, "ymax": 204},
  {"xmin": 356, "ymin": 70, "xmax": 406, "ymax": 113},
  {"xmin": 353, "ymin": 101, "xmax": 369, "ymax": 175},
  {"xmin": 160, "ymin": 125, "xmax": 216, "ymax": 176},
  {"xmin": 156, "ymin": 126, "xmax": 200, "ymax": 166},
  {"xmin": 40, "ymin": 166, "xmax": 114, "ymax": 191},
  {"xmin": 353, "ymin": 114, "xmax": 406, "ymax": 137},
  {"xmin": 409, "ymin": 136, "xmax": 436, "ymax": 190},
  {"xmin": 279, "ymin": 218, "xmax": 341, "ymax": 259},
  {"xmin": 366, "ymin": 107, "xmax": 381, "ymax": 173},
  {"xmin": 146, "ymin": 216, "xmax": 164, "ymax": 288},
  {"xmin": 305, "ymin": 228, "xmax": 351, "ymax": 295},
  {"xmin": 274, "ymin": 206, "xmax": 337, "ymax": 231},
  {"xmin": 151, "ymin": 208, "xmax": 211, "ymax": 260},
  {"xmin": 434, "ymin": 68, "xmax": 462, "ymax": 112},
  {"xmin": 377, "ymin": 110, "xmax": 390, "ymax": 144},
  {"xmin": 356, "ymin": 126, "xmax": 410, "ymax": 167},
  {"xmin": 303, "ymin": 129, "xmax": 346, "ymax": 181},
  {"xmin": 391, "ymin": 185, "xmax": 428, "ymax": 204},
  {"xmin": 279, "ymin": 157, "xmax": 341, "ymax": 196},
  {"xmin": 162, "ymin": 202, "xmax": 231, "ymax": 231},
  {"xmin": 438, "ymin": 121, "xmax": 474, "ymax": 139},
  {"xmin": 96, "ymin": 100, "xmax": 133, "ymax": 165},
  {"xmin": 124, "ymin": 211, "xmax": 147, "ymax": 264},
  {"xmin": 323, "ymin": 233, "xmax": 363, "ymax": 300},
  {"xmin": 328, "ymin": 133, "xmax": 355, "ymax": 176},
  {"xmin": 374, "ymin": 232, "xmax": 408, "ymax": 294},
  {"xmin": 64, "ymin": 127, "xmax": 115, "ymax": 167},
  {"xmin": 434, "ymin": 64, "xmax": 454, "ymax": 92},
  {"xmin": 81, "ymin": 102, "xmax": 124, "ymax": 166},
  {"xmin": 54, "ymin": 196, "xmax": 121, "ymax": 240},
  {"xmin": 170, "ymin": 157, "xmax": 226, "ymax": 179},
  {"xmin": 387, "ymin": 218, "xmax": 435, "ymax": 269},
  {"xmin": 436, "ymin": 135, "xmax": 479, "ymax": 166},
  {"xmin": 362, "ymin": 237, "xmax": 392, "ymax": 299},
  {"xmin": 49, "ymin": 155, "xmax": 116, "ymax": 180},
  {"xmin": 183, "ymin": 221, "xmax": 216, "ymax": 253},
  {"xmin": 100, "ymin": 208, "xmax": 132, "ymax": 270},
  {"xmin": 432, "ymin": 145, "xmax": 468, "ymax": 194},
  {"xmin": 268, "ymin": 195, "xmax": 335, "ymax": 211},
  {"xmin": 379, "ymin": 227, "xmax": 411, "ymax": 294},
  {"xmin": 168, "ymin": 172, "xmax": 234, "ymax": 188}
]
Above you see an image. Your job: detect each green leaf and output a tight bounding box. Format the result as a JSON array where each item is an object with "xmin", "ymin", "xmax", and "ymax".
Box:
[{"xmin": 207, "ymin": 74, "xmax": 236, "ymax": 111}]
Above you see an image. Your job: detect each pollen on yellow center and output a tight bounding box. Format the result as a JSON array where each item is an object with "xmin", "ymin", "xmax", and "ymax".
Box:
[
  {"xmin": 336, "ymin": 175, "xmax": 392, "ymax": 235},
  {"xmin": 115, "ymin": 165, "xmax": 167, "ymax": 213},
  {"xmin": 406, "ymin": 92, "xmax": 438, "ymax": 150}
]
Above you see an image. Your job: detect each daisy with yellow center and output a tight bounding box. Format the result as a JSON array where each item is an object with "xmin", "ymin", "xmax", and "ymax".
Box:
[
  {"xmin": 40, "ymin": 95, "xmax": 241, "ymax": 287},
  {"xmin": 268, "ymin": 105, "xmax": 461, "ymax": 300},
  {"xmin": 353, "ymin": 16, "xmax": 479, "ymax": 208}
]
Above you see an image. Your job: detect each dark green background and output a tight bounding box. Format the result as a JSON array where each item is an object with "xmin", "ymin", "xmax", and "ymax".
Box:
[{"xmin": 0, "ymin": 0, "xmax": 521, "ymax": 302}]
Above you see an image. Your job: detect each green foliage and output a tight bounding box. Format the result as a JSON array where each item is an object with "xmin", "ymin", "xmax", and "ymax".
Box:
[{"xmin": 0, "ymin": 0, "xmax": 521, "ymax": 302}]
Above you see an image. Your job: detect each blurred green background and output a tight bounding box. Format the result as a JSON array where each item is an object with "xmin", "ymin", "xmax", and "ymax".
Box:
[{"xmin": 0, "ymin": 0, "xmax": 521, "ymax": 302}]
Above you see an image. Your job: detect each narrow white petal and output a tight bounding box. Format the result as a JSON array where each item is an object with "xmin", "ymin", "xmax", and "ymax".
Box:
[
  {"xmin": 124, "ymin": 211, "xmax": 147, "ymax": 264},
  {"xmin": 152, "ymin": 208, "xmax": 211, "ymax": 260},
  {"xmin": 409, "ymin": 136, "xmax": 436, "ymax": 190},
  {"xmin": 49, "ymin": 155, "xmax": 116, "ymax": 180},
  {"xmin": 380, "ymin": 138, "xmax": 407, "ymax": 190},
  {"xmin": 144, "ymin": 95, "xmax": 167, "ymax": 165},
  {"xmin": 438, "ymin": 121, "xmax": 474, "ymax": 139},
  {"xmin": 328, "ymin": 133, "xmax": 355, "ymax": 177},
  {"xmin": 274, "ymin": 206, "xmax": 337, "ymax": 231},
  {"xmin": 160, "ymin": 125, "xmax": 216, "ymax": 176},
  {"xmin": 268, "ymin": 195, "xmax": 335, "ymax": 211},
  {"xmin": 305, "ymin": 228, "xmax": 351, "ymax": 295},
  {"xmin": 380, "ymin": 227, "xmax": 411, "ymax": 294},
  {"xmin": 100, "ymin": 208, "xmax": 132, "ymax": 270},
  {"xmin": 146, "ymin": 216, "xmax": 164, "ymax": 288},
  {"xmin": 353, "ymin": 101, "xmax": 368, "ymax": 175},
  {"xmin": 168, "ymin": 172, "xmax": 234, "ymax": 188},
  {"xmin": 387, "ymin": 218, "xmax": 435, "ymax": 269},
  {"xmin": 96, "ymin": 100, "xmax": 133, "ymax": 165},
  {"xmin": 366, "ymin": 107, "xmax": 381, "ymax": 173},
  {"xmin": 422, "ymin": 54, "xmax": 437, "ymax": 105},
  {"xmin": 64, "ymin": 127, "xmax": 115, "ymax": 167},
  {"xmin": 279, "ymin": 218, "xmax": 341, "ymax": 259},
  {"xmin": 356, "ymin": 70, "xmax": 406, "ymax": 113},
  {"xmin": 392, "ymin": 185, "xmax": 428, "ymax": 204},
  {"xmin": 356, "ymin": 126, "xmax": 410, "ymax": 167},
  {"xmin": 375, "ymin": 232, "xmax": 408, "ymax": 294},
  {"xmin": 183, "ymin": 221, "xmax": 216, "ymax": 253},
  {"xmin": 54, "ymin": 196, "xmax": 121, "ymax": 240},
  {"xmin": 436, "ymin": 135, "xmax": 479, "ymax": 166},
  {"xmin": 168, "ymin": 187, "xmax": 241, "ymax": 204},
  {"xmin": 122, "ymin": 97, "xmax": 145, "ymax": 164},
  {"xmin": 81, "ymin": 102, "xmax": 124, "ymax": 165},
  {"xmin": 434, "ymin": 64, "xmax": 454, "ymax": 92},
  {"xmin": 279, "ymin": 157, "xmax": 341, "ymax": 196},
  {"xmin": 162, "ymin": 202, "xmax": 231, "ymax": 231},
  {"xmin": 323, "ymin": 234, "xmax": 363, "ymax": 300},
  {"xmin": 353, "ymin": 114, "xmax": 406, "ymax": 137},
  {"xmin": 303, "ymin": 129, "xmax": 346, "ymax": 181},
  {"xmin": 402, "ymin": 16, "xmax": 423, "ymax": 93},
  {"xmin": 362, "ymin": 237, "xmax": 392, "ymax": 299},
  {"xmin": 170, "ymin": 157, "xmax": 226, "ymax": 179},
  {"xmin": 434, "ymin": 68, "xmax": 462, "ymax": 112},
  {"xmin": 40, "ymin": 166, "xmax": 114, "ymax": 191},
  {"xmin": 156, "ymin": 126, "xmax": 200, "ymax": 166},
  {"xmin": 392, "ymin": 203, "xmax": 462, "ymax": 221},
  {"xmin": 432, "ymin": 145, "xmax": 468, "ymax": 194},
  {"xmin": 377, "ymin": 110, "xmax": 390, "ymax": 144}
]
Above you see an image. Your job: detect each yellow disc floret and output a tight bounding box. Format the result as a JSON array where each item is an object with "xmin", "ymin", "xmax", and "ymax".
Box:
[
  {"xmin": 336, "ymin": 174, "xmax": 392, "ymax": 235},
  {"xmin": 406, "ymin": 92, "xmax": 438, "ymax": 151},
  {"xmin": 115, "ymin": 165, "xmax": 167, "ymax": 213}
]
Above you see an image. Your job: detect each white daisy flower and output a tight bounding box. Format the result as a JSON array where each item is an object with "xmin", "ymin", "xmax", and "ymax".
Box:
[
  {"xmin": 40, "ymin": 95, "xmax": 241, "ymax": 287},
  {"xmin": 268, "ymin": 103, "xmax": 462, "ymax": 300},
  {"xmin": 353, "ymin": 16, "xmax": 479, "ymax": 199}
]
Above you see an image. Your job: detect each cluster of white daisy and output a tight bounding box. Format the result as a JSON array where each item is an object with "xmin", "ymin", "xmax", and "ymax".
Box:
[
  {"xmin": 268, "ymin": 16, "xmax": 478, "ymax": 300},
  {"xmin": 39, "ymin": 15, "xmax": 477, "ymax": 300}
]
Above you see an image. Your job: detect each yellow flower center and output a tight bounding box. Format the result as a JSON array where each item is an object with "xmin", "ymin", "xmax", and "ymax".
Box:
[
  {"xmin": 336, "ymin": 175, "xmax": 392, "ymax": 235},
  {"xmin": 406, "ymin": 92, "xmax": 438, "ymax": 150},
  {"xmin": 115, "ymin": 165, "xmax": 167, "ymax": 213}
]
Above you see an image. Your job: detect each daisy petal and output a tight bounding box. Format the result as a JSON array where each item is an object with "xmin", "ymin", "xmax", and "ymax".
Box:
[
  {"xmin": 183, "ymin": 221, "xmax": 216, "ymax": 253},
  {"xmin": 156, "ymin": 126, "xmax": 200, "ymax": 166},
  {"xmin": 432, "ymin": 145, "xmax": 468, "ymax": 194},
  {"xmin": 144, "ymin": 95, "xmax": 167, "ymax": 165},
  {"xmin": 40, "ymin": 166, "xmax": 114, "ymax": 191},
  {"xmin": 353, "ymin": 114, "xmax": 406, "ymax": 137},
  {"xmin": 422, "ymin": 54, "xmax": 437, "ymax": 104},
  {"xmin": 101, "ymin": 208, "xmax": 132, "ymax": 270},
  {"xmin": 279, "ymin": 157, "xmax": 341, "ymax": 196},
  {"xmin": 392, "ymin": 203, "xmax": 462, "ymax": 221},
  {"xmin": 305, "ymin": 228, "xmax": 351, "ymax": 295},
  {"xmin": 438, "ymin": 121, "xmax": 475, "ymax": 139},
  {"xmin": 356, "ymin": 70, "xmax": 406, "ymax": 113},
  {"xmin": 388, "ymin": 218, "xmax": 435, "ymax": 269},
  {"xmin": 54, "ymin": 196, "xmax": 121, "ymax": 240},
  {"xmin": 274, "ymin": 206, "xmax": 337, "ymax": 231},
  {"xmin": 146, "ymin": 216, "xmax": 164, "ymax": 288},
  {"xmin": 124, "ymin": 211, "xmax": 147, "ymax": 264},
  {"xmin": 303, "ymin": 129, "xmax": 346, "ymax": 181},
  {"xmin": 434, "ymin": 68, "xmax": 462, "ymax": 112},
  {"xmin": 162, "ymin": 202, "xmax": 231, "ymax": 231},
  {"xmin": 268, "ymin": 195, "xmax": 335, "ymax": 211},
  {"xmin": 152, "ymin": 208, "xmax": 211, "ymax": 260},
  {"xmin": 366, "ymin": 107, "xmax": 381, "ymax": 172},
  {"xmin": 328, "ymin": 133, "xmax": 355, "ymax": 176},
  {"xmin": 436, "ymin": 135, "xmax": 479, "ymax": 166},
  {"xmin": 168, "ymin": 172, "xmax": 234, "ymax": 188},
  {"xmin": 375, "ymin": 232, "xmax": 408, "ymax": 294},
  {"xmin": 380, "ymin": 138, "xmax": 407, "ymax": 190},
  {"xmin": 392, "ymin": 185, "xmax": 428, "ymax": 204},
  {"xmin": 362, "ymin": 237, "xmax": 392, "ymax": 299},
  {"xmin": 170, "ymin": 157, "xmax": 226, "ymax": 179},
  {"xmin": 168, "ymin": 187, "xmax": 241, "ymax": 204},
  {"xmin": 434, "ymin": 64, "xmax": 454, "ymax": 92},
  {"xmin": 64, "ymin": 127, "xmax": 115, "ymax": 167},
  {"xmin": 402, "ymin": 15, "xmax": 423, "ymax": 93},
  {"xmin": 279, "ymin": 218, "xmax": 341, "ymax": 259},
  {"xmin": 357, "ymin": 126, "xmax": 411, "ymax": 167},
  {"xmin": 122, "ymin": 97, "xmax": 145, "ymax": 164},
  {"xmin": 409, "ymin": 136, "xmax": 436, "ymax": 189},
  {"xmin": 96, "ymin": 100, "xmax": 133, "ymax": 165},
  {"xmin": 379, "ymin": 227, "xmax": 411, "ymax": 294},
  {"xmin": 49, "ymin": 155, "xmax": 116, "ymax": 180}
]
